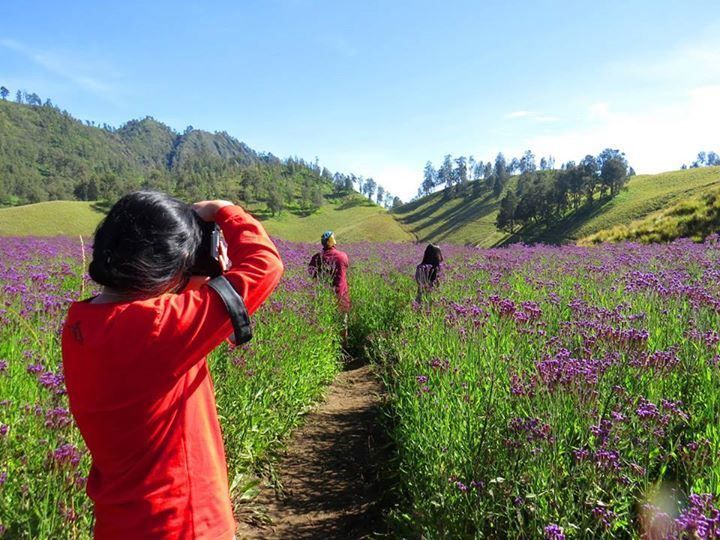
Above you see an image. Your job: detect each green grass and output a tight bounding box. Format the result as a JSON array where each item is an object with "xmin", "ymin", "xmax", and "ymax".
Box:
[
  {"xmin": 561, "ymin": 166, "xmax": 720, "ymax": 241},
  {"xmin": 259, "ymin": 199, "xmax": 414, "ymax": 243},
  {"xmin": 581, "ymin": 184, "xmax": 720, "ymax": 245},
  {"xmin": 0, "ymin": 197, "xmax": 414, "ymax": 243},
  {"xmin": 0, "ymin": 201, "xmax": 106, "ymax": 237},
  {"xmin": 393, "ymin": 167, "xmax": 720, "ymax": 246},
  {"xmin": 351, "ymin": 242, "xmax": 720, "ymax": 538},
  {"xmin": 392, "ymin": 182, "xmax": 512, "ymax": 247}
]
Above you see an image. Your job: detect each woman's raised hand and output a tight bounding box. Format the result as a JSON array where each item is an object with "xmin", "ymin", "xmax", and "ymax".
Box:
[{"xmin": 191, "ymin": 200, "xmax": 234, "ymax": 222}]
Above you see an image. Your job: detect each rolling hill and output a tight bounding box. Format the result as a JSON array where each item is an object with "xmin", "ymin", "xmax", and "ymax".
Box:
[
  {"xmin": 0, "ymin": 201, "xmax": 107, "ymax": 237},
  {"xmin": 580, "ymin": 184, "xmax": 720, "ymax": 245},
  {"xmin": 394, "ymin": 166, "xmax": 720, "ymax": 246},
  {"xmin": 0, "ymin": 197, "xmax": 413, "ymax": 243}
]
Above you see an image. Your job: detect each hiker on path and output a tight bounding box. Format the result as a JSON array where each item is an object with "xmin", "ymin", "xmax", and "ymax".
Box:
[
  {"xmin": 309, "ymin": 231, "xmax": 350, "ymax": 343},
  {"xmin": 62, "ymin": 191, "xmax": 283, "ymax": 539},
  {"xmin": 415, "ymin": 243, "xmax": 443, "ymax": 303},
  {"xmin": 309, "ymin": 231, "xmax": 351, "ymax": 313}
]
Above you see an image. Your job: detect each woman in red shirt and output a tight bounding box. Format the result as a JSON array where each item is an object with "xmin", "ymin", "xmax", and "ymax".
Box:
[{"xmin": 62, "ymin": 192, "xmax": 283, "ymax": 539}]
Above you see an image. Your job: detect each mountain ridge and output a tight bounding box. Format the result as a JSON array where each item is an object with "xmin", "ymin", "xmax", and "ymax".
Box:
[{"xmin": 0, "ymin": 99, "xmax": 352, "ymax": 212}]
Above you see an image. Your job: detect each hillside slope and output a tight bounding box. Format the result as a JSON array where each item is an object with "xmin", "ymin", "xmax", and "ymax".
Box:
[
  {"xmin": 0, "ymin": 198, "xmax": 413, "ymax": 243},
  {"xmin": 0, "ymin": 201, "xmax": 106, "ymax": 237},
  {"xmin": 393, "ymin": 184, "xmax": 509, "ymax": 247},
  {"xmin": 259, "ymin": 198, "xmax": 412, "ymax": 242},
  {"xmin": 394, "ymin": 167, "xmax": 720, "ymax": 246},
  {"xmin": 580, "ymin": 184, "xmax": 720, "ymax": 245}
]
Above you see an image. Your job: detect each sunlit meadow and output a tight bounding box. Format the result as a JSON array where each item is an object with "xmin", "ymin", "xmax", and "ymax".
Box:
[
  {"xmin": 2, "ymin": 236, "xmax": 720, "ymax": 538},
  {"xmin": 351, "ymin": 238, "xmax": 720, "ymax": 539},
  {"xmin": 0, "ymin": 237, "xmax": 343, "ymax": 538}
]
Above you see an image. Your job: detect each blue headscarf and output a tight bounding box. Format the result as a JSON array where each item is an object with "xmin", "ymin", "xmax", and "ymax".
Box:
[{"xmin": 321, "ymin": 230, "xmax": 335, "ymax": 248}]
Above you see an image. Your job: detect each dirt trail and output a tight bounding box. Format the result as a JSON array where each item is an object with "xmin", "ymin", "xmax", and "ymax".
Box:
[{"xmin": 235, "ymin": 360, "xmax": 388, "ymax": 539}]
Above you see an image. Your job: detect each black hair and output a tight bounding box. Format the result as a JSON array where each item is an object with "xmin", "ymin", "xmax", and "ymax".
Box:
[
  {"xmin": 88, "ymin": 191, "xmax": 201, "ymax": 297},
  {"xmin": 421, "ymin": 244, "xmax": 443, "ymax": 267}
]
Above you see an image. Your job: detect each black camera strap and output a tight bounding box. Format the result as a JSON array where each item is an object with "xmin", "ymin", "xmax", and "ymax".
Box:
[{"xmin": 207, "ymin": 276, "xmax": 253, "ymax": 345}]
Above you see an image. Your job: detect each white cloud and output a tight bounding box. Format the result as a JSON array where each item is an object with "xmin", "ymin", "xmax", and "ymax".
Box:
[
  {"xmin": 505, "ymin": 110, "xmax": 558, "ymax": 123},
  {"xmin": 588, "ymin": 102, "xmax": 610, "ymax": 121},
  {"xmin": 506, "ymin": 110, "xmax": 531, "ymax": 119},
  {"xmin": 370, "ymin": 163, "xmax": 422, "ymax": 201},
  {"xmin": 609, "ymin": 29, "xmax": 720, "ymax": 88},
  {"xmin": 525, "ymin": 86, "xmax": 720, "ymax": 172},
  {"xmin": 0, "ymin": 38, "xmax": 121, "ymax": 100},
  {"xmin": 324, "ymin": 150, "xmax": 421, "ymax": 201}
]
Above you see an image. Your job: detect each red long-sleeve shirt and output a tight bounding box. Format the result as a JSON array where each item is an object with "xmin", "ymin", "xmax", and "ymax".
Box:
[
  {"xmin": 309, "ymin": 247, "xmax": 350, "ymax": 311},
  {"xmin": 61, "ymin": 205, "xmax": 283, "ymax": 539}
]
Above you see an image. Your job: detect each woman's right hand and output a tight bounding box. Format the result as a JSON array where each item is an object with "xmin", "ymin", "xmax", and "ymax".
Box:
[{"xmin": 192, "ymin": 200, "xmax": 234, "ymax": 222}]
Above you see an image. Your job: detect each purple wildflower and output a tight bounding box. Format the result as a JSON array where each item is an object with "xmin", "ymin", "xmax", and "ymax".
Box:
[
  {"xmin": 544, "ymin": 523, "xmax": 565, "ymax": 540},
  {"xmin": 50, "ymin": 443, "xmax": 82, "ymax": 469}
]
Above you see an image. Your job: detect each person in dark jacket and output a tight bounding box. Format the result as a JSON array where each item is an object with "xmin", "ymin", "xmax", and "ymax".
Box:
[{"xmin": 415, "ymin": 243, "xmax": 443, "ymax": 303}]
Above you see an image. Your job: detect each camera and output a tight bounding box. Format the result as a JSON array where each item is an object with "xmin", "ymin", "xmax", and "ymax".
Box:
[{"xmin": 190, "ymin": 215, "xmax": 225, "ymax": 277}]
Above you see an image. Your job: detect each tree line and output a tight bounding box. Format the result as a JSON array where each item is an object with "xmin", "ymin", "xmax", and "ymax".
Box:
[
  {"xmin": 496, "ymin": 149, "xmax": 632, "ymax": 232},
  {"xmin": 416, "ymin": 148, "xmax": 632, "ymax": 233},
  {"xmin": 418, "ymin": 151, "xmax": 562, "ymax": 199},
  {"xmin": 681, "ymin": 151, "xmax": 720, "ymax": 169},
  {"xmin": 330, "ymin": 173, "xmax": 403, "ymax": 209}
]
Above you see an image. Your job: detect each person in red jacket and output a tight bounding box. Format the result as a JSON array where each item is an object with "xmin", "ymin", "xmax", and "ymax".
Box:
[
  {"xmin": 308, "ymin": 231, "xmax": 350, "ymax": 313},
  {"xmin": 61, "ymin": 191, "xmax": 283, "ymax": 539}
]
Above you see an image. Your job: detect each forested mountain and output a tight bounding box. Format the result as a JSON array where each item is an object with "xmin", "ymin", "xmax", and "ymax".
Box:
[{"xmin": 0, "ymin": 94, "xmax": 399, "ymax": 211}]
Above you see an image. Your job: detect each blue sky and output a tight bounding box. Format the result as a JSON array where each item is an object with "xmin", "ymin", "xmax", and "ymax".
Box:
[{"xmin": 2, "ymin": 1, "xmax": 719, "ymax": 199}]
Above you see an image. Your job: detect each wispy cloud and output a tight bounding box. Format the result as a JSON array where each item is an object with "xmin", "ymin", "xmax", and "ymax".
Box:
[
  {"xmin": 0, "ymin": 38, "xmax": 122, "ymax": 99},
  {"xmin": 588, "ymin": 102, "xmax": 610, "ymax": 121},
  {"xmin": 505, "ymin": 110, "xmax": 558, "ymax": 123},
  {"xmin": 608, "ymin": 26, "xmax": 720, "ymax": 88}
]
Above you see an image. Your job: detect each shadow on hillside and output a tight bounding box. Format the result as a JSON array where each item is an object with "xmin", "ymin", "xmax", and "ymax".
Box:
[
  {"xmin": 90, "ymin": 201, "xmax": 112, "ymax": 214},
  {"xmin": 395, "ymin": 189, "xmax": 499, "ymax": 242},
  {"xmin": 394, "ymin": 195, "xmax": 449, "ymax": 225},
  {"xmin": 289, "ymin": 207, "xmax": 322, "ymax": 218},
  {"xmin": 494, "ymin": 198, "xmax": 614, "ymax": 247},
  {"xmin": 325, "ymin": 191, "xmax": 356, "ymax": 202},
  {"xmin": 251, "ymin": 208, "xmax": 273, "ymax": 220},
  {"xmin": 423, "ymin": 192, "xmax": 497, "ymax": 240},
  {"xmin": 338, "ymin": 197, "xmax": 375, "ymax": 211}
]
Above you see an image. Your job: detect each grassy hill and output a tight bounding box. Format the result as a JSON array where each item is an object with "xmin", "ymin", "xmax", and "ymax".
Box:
[
  {"xmin": 0, "ymin": 197, "xmax": 413, "ymax": 243},
  {"xmin": 0, "ymin": 201, "xmax": 107, "ymax": 237},
  {"xmin": 257, "ymin": 198, "xmax": 412, "ymax": 243},
  {"xmin": 393, "ymin": 183, "xmax": 509, "ymax": 247},
  {"xmin": 580, "ymin": 184, "xmax": 720, "ymax": 245},
  {"xmin": 394, "ymin": 166, "xmax": 720, "ymax": 246}
]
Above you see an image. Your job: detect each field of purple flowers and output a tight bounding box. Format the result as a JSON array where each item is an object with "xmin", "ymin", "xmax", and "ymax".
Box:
[
  {"xmin": 352, "ymin": 237, "xmax": 720, "ymax": 539},
  {"xmin": 0, "ymin": 237, "xmax": 344, "ymax": 539},
  {"xmin": 2, "ymin": 235, "xmax": 720, "ymax": 538}
]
